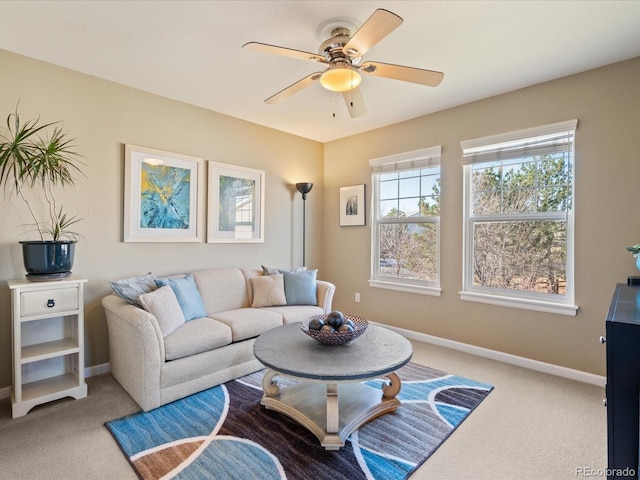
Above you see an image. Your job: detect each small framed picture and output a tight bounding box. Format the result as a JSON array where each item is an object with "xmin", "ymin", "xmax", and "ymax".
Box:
[
  {"xmin": 340, "ymin": 184, "xmax": 366, "ymax": 226},
  {"xmin": 207, "ymin": 161, "xmax": 265, "ymax": 243},
  {"xmin": 124, "ymin": 145, "xmax": 205, "ymax": 242}
]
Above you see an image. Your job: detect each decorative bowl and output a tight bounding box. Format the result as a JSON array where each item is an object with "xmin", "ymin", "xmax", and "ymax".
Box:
[{"xmin": 301, "ymin": 314, "xmax": 368, "ymax": 345}]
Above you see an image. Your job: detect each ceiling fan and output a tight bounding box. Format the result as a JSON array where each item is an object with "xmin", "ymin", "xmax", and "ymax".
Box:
[{"xmin": 242, "ymin": 8, "xmax": 444, "ymax": 118}]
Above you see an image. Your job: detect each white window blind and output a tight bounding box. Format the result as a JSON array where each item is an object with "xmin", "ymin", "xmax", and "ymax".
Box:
[
  {"xmin": 370, "ymin": 146, "xmax": 441, "ymax": 173},
  {"xmin": 461, "ymin": 119, "xmax": 577, "ymax": 164}
]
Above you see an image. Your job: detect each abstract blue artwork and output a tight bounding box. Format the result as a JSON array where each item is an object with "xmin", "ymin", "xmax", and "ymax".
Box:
[
  {"xmin": 140, "ymin": 163, "xmax": 191, "ymax": 229},
  {"xmin": 124, "ymin": 145, "xmax": 203, "ymax": 243}
]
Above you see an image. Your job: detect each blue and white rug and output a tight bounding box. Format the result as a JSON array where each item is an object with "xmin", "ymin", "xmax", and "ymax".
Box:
[{"xmin": 106, "ymin": 362, "xmax": 493, "ymax": 479}]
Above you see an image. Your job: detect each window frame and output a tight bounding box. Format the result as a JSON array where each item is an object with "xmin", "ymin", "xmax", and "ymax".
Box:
[
  {"xmin": 369, "ymin": 146, "xmax": 442, "ymax": 296},
  {"xmin": 460, "ymin": 120, "xmax": 578, "ymax": 316}
]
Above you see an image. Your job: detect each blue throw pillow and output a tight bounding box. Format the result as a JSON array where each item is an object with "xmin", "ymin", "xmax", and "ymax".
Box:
[
  {"xmin": 155, "ymin": 274, "xmax": 207, "ymax": 321},
  {"xmin": 280, "ymin": 269, "xmax": 318, "ymax": 306}
]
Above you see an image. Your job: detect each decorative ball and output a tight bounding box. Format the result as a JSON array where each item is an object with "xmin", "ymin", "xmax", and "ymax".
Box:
[
  {"xmin": 308, "ymin": 318, "xmax": 325, "ymax": 330},
  {"xmin": 337, "ymin": 324, "xmax": 354, "ymax": 333},
  {"xmin": 326, "ymin": 311, "xmax": 345, "ymax": 329},
  {"xmin": 301, "ymin": 314, "xmax": 368, "ymax": 345}
]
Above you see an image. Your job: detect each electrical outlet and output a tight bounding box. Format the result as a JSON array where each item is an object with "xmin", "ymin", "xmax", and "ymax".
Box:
[{"xmin": 355, "ymin": 292, "xmax": 360, "ymax": 303}]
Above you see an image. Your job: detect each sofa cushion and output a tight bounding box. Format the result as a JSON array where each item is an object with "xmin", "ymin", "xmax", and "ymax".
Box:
[
  {"xmin": 138, "ymin": 286, "xmax": 185, "ymax": 337},
  {"xmin": 210, "ymin": 308, "xmax": 283, "ymax": 342},
  {"xmin": 250, "ymin": 274, "xmax": 287, "ymax": 307},
  {"xmin": 163, "ymin": 317, "xmax": 232, "ymax": 361},
  {"xmin": 155, "ymin": 274, "xmax": 207, "ymax": 321},
  {"xmin": 261, "ymin": 305, "xmax": 325, "ymax": 325},
  {"xmin": 192, "ymin": 268, "xmax": 249, "ymax": 313},
  {"xmin": 110, "ymin": 272, "xmax": 157, "ymax": 307},
  {"xmin": 281, "ymin": 269, "xmax": 318, "ymax": 305}
]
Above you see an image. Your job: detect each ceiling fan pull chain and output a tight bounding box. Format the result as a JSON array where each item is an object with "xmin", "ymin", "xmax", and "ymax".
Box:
[
  {"xmin": 332, "ymin": 91, "xmax": 337, "ymax": 118},
  {"xmin": 348, "ymin": 74, "xmax": 354, "ymax": 107}
]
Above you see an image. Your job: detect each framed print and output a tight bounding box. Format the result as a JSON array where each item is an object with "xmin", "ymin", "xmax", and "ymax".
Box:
[
  {"xmin": 340, "ymin": 184, "xmax": 366, "ymax": 226},
  {"xmin": 207, "ymin": 161, "xmax": 265, "ymax": 243},
  {"xmin": 124, "ymin": 145, "xmax": 205, "ymax": 242}
]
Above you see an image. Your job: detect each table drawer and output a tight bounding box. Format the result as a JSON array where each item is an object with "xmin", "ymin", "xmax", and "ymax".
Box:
[{"xmin": 20, "ymin": 287, "xmax": 79, "ymax": 316}]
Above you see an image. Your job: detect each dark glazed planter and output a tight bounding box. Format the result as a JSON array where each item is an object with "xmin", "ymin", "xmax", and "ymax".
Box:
[{"xmin": 20, "ymin": 241, "xmax": 75, "ymax": 280}]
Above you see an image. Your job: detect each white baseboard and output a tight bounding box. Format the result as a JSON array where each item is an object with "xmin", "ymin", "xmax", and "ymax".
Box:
[
  {"xmin": 0, "ymin": 328, "xmax": 606, "ymax": 403},
  {"xmin": 85, "ymin": 362, "xmax": 111, "ymax": 377},
  {"xmin": 372, "ymin": 321, "xmax": 606, "ymax": 387}
]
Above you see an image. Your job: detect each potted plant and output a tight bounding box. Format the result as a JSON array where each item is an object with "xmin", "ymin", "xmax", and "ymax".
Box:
[
  {"xmin": 0, "ymin": 107, "xmax": 83, "ymax": 280},
  {"xmin": 626, "ymin": 244, "xmax": 640, "ymax": 271}
]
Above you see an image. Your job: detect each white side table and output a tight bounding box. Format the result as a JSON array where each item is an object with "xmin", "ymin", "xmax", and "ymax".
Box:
[{"xmin": 8, "ymin": 277, "xmax": 88, "ymax": 418}]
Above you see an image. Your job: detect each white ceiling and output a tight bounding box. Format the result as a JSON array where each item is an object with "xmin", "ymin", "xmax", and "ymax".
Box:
[{"xmin": 1, "ymin": 1, "xmax": 640, "ymax": 143}]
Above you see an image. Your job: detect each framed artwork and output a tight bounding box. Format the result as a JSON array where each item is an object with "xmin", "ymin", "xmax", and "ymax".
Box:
[
  {"xmin": 207, "ymin": 161, "xmax": 265, "ymax": 243},
  {"xmin": 123, "ymin": 145, "xmax": 205, "ymax": 242},
  {"xmin": 340, "ymin": 184, "xmax": 366, "ymax": 226}
]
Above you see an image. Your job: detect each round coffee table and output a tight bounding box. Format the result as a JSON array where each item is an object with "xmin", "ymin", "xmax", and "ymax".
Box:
[{"xmin": 253, "ymin": 322, "xmax": 413, "ymax": 450}]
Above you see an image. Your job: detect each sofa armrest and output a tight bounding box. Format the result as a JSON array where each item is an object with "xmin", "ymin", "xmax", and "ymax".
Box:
[
  {"xmin": 101, "ymin": 294, "xmax": 165, "ymax": 411},
  {"xmin": 316, "ymin": 280, "xmax": 336, "ymax": 313}
]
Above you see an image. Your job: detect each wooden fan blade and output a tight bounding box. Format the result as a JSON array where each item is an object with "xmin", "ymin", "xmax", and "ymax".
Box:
[
  {"xmin": 343, "ymin": 9, "xmax": 403, "ymax": 57},
  {"xmin": 360, "ymin": 61, "xmax": 444, "ymax": 87},
  {"xmin": 342, "ymin": 87, "xmax": 367, "ymax": 118},
  {"xmin": 242, "ymin": 42, "xmax": 326, "ymax": 63},
  {"xmin": 265, "ymin": 72, "xmax": 323, "ymax": 104}
]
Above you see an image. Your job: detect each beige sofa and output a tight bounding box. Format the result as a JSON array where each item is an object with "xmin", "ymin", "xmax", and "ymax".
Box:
[{"xmin": 102, "ymin": 267, "xmax": 335, "ymax": 411}]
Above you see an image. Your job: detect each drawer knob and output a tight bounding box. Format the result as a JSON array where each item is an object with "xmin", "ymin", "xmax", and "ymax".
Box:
[
  {"xmin": 47, "ymin": 299, "xmax": 55, "ymax": 308},
  {"xmin": 599, "ymin": 336, "xmax": 606, "ymax": 344}
]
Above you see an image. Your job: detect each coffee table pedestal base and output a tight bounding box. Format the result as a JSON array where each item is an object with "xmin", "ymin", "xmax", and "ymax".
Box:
[{"xmin": 261, "ymin": 370, "xmax": 401, "ymax": 450}]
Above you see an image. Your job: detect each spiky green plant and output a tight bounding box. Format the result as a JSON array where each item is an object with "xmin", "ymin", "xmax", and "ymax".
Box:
[
  {"xmin": 626, "ymin": 244, "xmax": 640, "ymax": 257},
  {"xmin": 0, "ymin": 108, "xmax": 83, "ymax": 241}
]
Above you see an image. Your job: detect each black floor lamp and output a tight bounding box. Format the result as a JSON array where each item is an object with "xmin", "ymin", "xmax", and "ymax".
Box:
[{"xmin": 296, "ymin": 182, "xmax": 313, "ymax": 267}]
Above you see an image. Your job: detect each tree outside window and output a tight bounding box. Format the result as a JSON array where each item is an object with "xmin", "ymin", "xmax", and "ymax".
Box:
[{"xmin": 471, "ymin": 156, "xmax": 571, "ymax": 294}]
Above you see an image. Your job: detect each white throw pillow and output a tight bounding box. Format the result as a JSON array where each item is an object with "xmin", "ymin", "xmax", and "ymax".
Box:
[
  {"xmin": 250, "ymin": 274, "xmax": 287, "ymax": 308},
  {"xmin": 138, "ymin": 285, "xmax": 186, "ymax": 337}
]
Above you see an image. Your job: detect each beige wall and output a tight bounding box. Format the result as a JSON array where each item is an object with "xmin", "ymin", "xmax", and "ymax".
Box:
[
  {"xmin": 323, "ymin": 56, "xmax": 640, "ymax": 376},
  {"xmin": 2, "ymin": 49, "xmax": 638, "ymax": 389},
  {"xmin": 0, "ymin": 49, "xmax": 324, "ymax": 388}
]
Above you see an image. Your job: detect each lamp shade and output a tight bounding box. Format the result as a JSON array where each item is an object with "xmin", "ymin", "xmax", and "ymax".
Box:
[
  {"xmin": 320, "ymin": 67, "xmax": 361, "ymax": 92},
  {"xmin": 296, "ymin": 182, "xmax": 313, "ymax": 199}
]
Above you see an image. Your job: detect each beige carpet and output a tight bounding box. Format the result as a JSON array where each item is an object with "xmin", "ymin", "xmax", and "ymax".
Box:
[{"xmin": 0, "ymin": 340, "xmax": 606, "ymax": 480}]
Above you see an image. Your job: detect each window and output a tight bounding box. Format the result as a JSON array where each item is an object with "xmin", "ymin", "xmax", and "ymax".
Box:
[
  {"xmin": 460, "ymin": 120, "xmax": 578, "ymax": 315},
  {"xmin": 369, "ymin": 146, "xmax": 442, "ymax": 296}
]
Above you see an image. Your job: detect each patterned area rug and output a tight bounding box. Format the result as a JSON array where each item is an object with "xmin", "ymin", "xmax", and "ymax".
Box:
[{"xmin": 106, "ymin": 363, "xmax": 493, "ymax": 479}]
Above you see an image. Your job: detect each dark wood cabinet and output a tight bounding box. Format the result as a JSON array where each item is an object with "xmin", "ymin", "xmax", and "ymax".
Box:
[{"xmin": 605, "ymin": 283, "xmax": 640, "ymax": 479}]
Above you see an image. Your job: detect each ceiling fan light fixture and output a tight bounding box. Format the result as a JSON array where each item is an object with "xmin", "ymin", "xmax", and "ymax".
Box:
[{"xmin": 320, "ymin": 66, "xmax": 361, "ymax": 92}]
